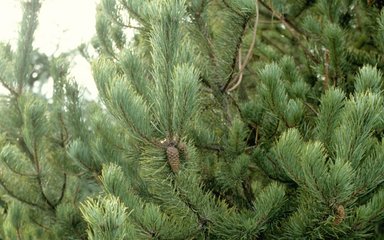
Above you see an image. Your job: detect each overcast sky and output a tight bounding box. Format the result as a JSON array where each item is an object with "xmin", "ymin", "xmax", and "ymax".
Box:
[{"xmin": 0, "ymin": 0, "xmax": 99, "ymax": 98}]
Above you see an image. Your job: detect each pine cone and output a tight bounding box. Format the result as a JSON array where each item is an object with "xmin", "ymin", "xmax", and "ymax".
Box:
[
  {"xmin": 333, "ymin": 205, "xmax": 345, "ymax": 225},
  {"xmin": 167, "ymin": 146, "xmax": 180, "ymax": 173}
]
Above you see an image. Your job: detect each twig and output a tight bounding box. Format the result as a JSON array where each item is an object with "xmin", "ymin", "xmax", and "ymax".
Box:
[
  {"xmin": 30, "ymin": 217, "xmax": 51, "ymax": 231},
  {"xmin": 0, "ymin": 79, "xmax": 19, "ymax": 97},
  {"xmin": 222, "ymin": 0, "xmax": 243, "ymax": 17},
  {"xmin": 121, "ymin": 22, "xmax": 142, "ymax": 31},
  {"xmin": 304, "ymin": 102, "xmax": 319, "ymax": 116},
  {"xmin": 221, "ymin": 16, "xmax": 249, "ymax": 93},
  {"xmin": 239, "ymin": 0, "xmax": 259, "ymax": 72},
  {"xmin": 228, "ymin": 49, "xmax": 244, "ymax": 92},
  {"xmin": 53, "ymin": 173, "xmax": 67, "ymax": 207},
  {"xmin": 255, "ymin": 125, "xmax": 259, "ymax": 146},
  {"xmin": 196, "ymin": 144, "xmax": 224, "ymax": 152},
  {"xmin": 0, "ymin": 178, "xmax": 45, "ymax": 210},
  {"xmin": 16, "ymin": 227, "xmax": 23, "ymax": 240},
  {"xmin": 108, "ymin": 12, "xmax": 142, "ymax": 30},
  {"xmin": 227, "ymin": 92, "xmax": 244, "ymax": 118},
  {"xmin": 259, "ymin": 1, "xmax": 302, "ymax": 35},
  {"xmin": 324, "ymin": 49, "xmax": 330, "ymax": 91},
  {"xmin": 2, "ymin": 159, "xmax": 37, "ymax": 177},
  {"xmin": 228, "ymin": 0, "xmax": 260, "ymax": 92},
  {"xmin": 194, "ymin": 2, "xmax": 218, "ymax": 69},
  {"xmin": 32, "ymin": 141, "xmax": 55, "ymax": 210},
  {"xmin": 260, "ymin": 33, "xmax": 286, "ymax": 54},
  {"xmin": 119, "ymin": 1, "xmax": 146, "ymax": 25},
  {"xmin": 259, "ymin": 0, "xmax": 319, "ymax": 64}
]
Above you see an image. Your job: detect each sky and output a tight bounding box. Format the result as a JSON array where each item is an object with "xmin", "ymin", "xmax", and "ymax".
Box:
[{"xmin": 0, "ymin": 0, "xmax": 100, "ymax": 99}]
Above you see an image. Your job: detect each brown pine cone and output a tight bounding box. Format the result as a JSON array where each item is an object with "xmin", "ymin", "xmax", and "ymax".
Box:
[
  {"xmin": 167, "ymin": 146, "xmax": 180, "ymax": 173},
  {"xmin": 333, "ymin": 205, "xmax": 345, "ymax": 225}
]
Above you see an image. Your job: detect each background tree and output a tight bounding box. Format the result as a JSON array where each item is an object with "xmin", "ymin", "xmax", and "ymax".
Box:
[{"xmin": 0, "ymin": 1, "xmax": 105, "ymax": 239}]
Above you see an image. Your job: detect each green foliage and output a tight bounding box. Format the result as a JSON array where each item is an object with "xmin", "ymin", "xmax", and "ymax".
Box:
[
  {"xmin": 0, "ymin": 1, "xmax": 105, "ymax": 239},
  {"xmin": 2, "ymin": 0, "xmax": 384, "ymax": 239},
  {"xmin": 80, "ymin": 0, "xmax": 384, "ymax": 238},
  {"xmin": 81, "ymin": 195, "xmax": 132, "ymax": 240},
  {"xmin": 14, "ymin": 0, "xmax": 41, "ymax": 91}
]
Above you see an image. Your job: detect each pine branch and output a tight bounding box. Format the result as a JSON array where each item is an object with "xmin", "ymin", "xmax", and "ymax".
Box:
[
  {"xmin": 228, "ymin": 0, "xmax": 260, "ymax": 92},
  {"xmin": 304, "ymin": 102, "xmax": 319, "ymax": 116},
  {"xmin": 258, "ymin": 0, "xmax": 319, "ymax": 64},
  {"xmin": 59, "ymin": 112, "xmax": 69, "ymax": 148},
  {"xmin": 18, "ymin": 137, "xmax": 35, "ymax": 166},
  {"xmin": 260, "ymin": 33, "xmax": 286, "ymax": 54},
  {"xmin": 119, "ymin": 0, "xmax": 146, "ymax": 25},
  {"xmin": 104, "ymin": 5, "xmax": 143, "ymax": 31},
  {"xmin": 53, "ymin": 173, "xmax": 67, "ymax": 207},
  {"xmin": 16, "ymin": 227, "xmax": 22, "ymax": 240},
  {"xmin": 238, "ymin": 0, "xmax": 260, "ymax": 72},
  {"xmin": 116, "ymin": 100, "xmax": 159, "ymax": 147},
  {"xmin": 227, "ymin": 92, "xmax": 244, "ymax": 119},
  {"xmin": 222, "ymin": 0, "xmax": 244, "ymax": 17},
  {"xmin": 2, "ymin": 158, "xmax": 37, "ymax": 178},
  {"xmin": 324, "ymin": 49, "xmax": 330, "ymax": 90},
  {"xmin": 193, "ymin": 1, "xmax": 217, "ymax": 69},
  {"xmin": 228, "ymin": 49, "xmax": 245, "ymax": 92},
  {"xmin": 0, "ymin": 178, "xmax": 45, "ymax": 210},
  {"xmin": 30, "ymin": 217, "xmax": 51, "ymax": 231},
  {"xmin": 15, "ymin": 0, "xmax": 41, "ymax": 94},
  {"xmin": 292, "ymin": 1, "xmax": 316, "ymax": 18},
  {"xmin": 0, "ymin": 78, "xmax": 19, "ymax": 97},
  {"xmin": 176, "ymin": 188, "xmax": 211, "ymax": 237},
  {"xmin": 32, "ymin": 141, "xmax": 55, "ymax": 210},
  {"xmin": 195, "ymin": 143, "xmax": 224, "ymax": 152},
  {"xmin": 242, "ymin": 176, "xmax": 255, "ymax": 206},
  {"xmin": 221, "ymin": 16, "xmax": 249, "ymax": 92},
  {"xmin": 258, "ymin": 0, "xmax": 303, "ymax": 35}
]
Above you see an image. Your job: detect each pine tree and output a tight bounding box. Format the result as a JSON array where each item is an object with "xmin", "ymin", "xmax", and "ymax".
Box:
[
  {"xmin": 2, "ymin": 0, "xmax": 384, "ymax": 239},
  {"xmin": 80, "ymin": 0, "xmax": 384, "ymax": 239},
  {"xmin": 0, "ymin": 1, "xmax": 103, "ymax": 239}
]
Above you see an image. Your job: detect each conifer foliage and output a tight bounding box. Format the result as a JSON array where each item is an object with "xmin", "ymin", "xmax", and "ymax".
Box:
[
  {"xmin": 1, "ymin": 0, "xmax": 384, "ymax": 239},
  {"xmin": 0, "ymin": 1, "xmax": 101, "ymax": 239},
  {"xmin": 83, "ymin": 0, "xmax": 384, "ymax": 239}
]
